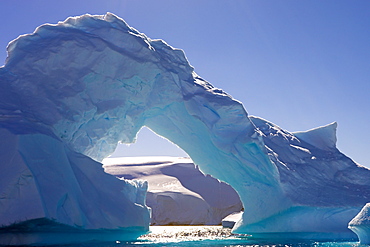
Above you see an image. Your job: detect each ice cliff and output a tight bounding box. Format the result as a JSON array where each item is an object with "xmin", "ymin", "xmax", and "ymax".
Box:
[
  {"xmin": 0, "ymin": 129, "xmax": 149, "ymax": 245},
  {"xmin": 0, "ymin": 13, "xmax": 369, "ymax": 244}
]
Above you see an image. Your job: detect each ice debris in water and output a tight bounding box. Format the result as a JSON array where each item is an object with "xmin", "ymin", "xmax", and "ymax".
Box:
[{"xmin": 139, "ymin": 226, "xmax": 234, "ymax": 241}]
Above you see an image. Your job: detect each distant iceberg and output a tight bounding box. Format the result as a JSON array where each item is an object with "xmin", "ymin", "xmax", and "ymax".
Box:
[
  {"xmin": 1, "ymin": 13, "xmax": 369, "ymax": 244},
  {"xmin": 103, "ymin": 156, "xmax": 242, "ymax": 226}
]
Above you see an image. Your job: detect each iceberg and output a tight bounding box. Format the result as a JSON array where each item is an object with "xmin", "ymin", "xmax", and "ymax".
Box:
[
  {"xmin": 1, "ymin": 12, "xmax": 369, "ymax": 243},
  {"xmin": 349, "ymin": 203, "xmax": 370, "ymax": 244},
  {"xmin": 103, "ymin": 156, "xmax": 242, "ymax": 225}
]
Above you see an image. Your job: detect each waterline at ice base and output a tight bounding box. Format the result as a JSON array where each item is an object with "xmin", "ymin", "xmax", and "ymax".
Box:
[{"xmin": 0, "ymin": 13, "xmax": 369, "ymax": 245}]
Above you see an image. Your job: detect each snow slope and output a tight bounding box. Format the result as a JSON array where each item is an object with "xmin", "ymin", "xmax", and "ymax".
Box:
[
  {"xmin": 103, "ymin": 156, "xmax": 242, "ymax": 225},
  {"xmin": 0, "ymin": 12, "xmax": 369, "ymax": 242}
]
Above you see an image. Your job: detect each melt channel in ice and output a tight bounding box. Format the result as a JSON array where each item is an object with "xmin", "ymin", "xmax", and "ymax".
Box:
[{"xmin": 1, "ymin": 12, "xmax": 370, "ymax": 244}]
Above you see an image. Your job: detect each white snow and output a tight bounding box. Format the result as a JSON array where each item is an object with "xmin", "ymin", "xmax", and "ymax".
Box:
[
  {"xmin": 0, "ymin": 12, "xmax": 370, "ymax": 243},
  {"xmin": 349, "ymin": 203, "xmax": 370, "ymax": 244},
  {"xmin": 103, "ymin": 156, "xmax": 242, "ymax": 225}
]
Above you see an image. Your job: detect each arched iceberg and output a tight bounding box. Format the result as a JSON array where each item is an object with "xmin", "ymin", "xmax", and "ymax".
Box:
[{"xmin": 1, "ymin": 13, "xmax": 369, "ymax": 244}]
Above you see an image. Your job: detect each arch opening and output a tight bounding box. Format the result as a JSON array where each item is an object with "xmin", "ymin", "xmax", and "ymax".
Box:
[
  {"xmin": 109, "ymin": 126, "xmax": 188, "ymax": 158},
  {"xmin": 103, "ymin": 126, "xmax": 243, "ymax": 226}
]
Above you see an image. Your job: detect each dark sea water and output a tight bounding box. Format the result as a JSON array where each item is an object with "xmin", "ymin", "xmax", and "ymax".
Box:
[{"xmin": 1, "ymin": 226, "xmax": 365, "ymax": 247}]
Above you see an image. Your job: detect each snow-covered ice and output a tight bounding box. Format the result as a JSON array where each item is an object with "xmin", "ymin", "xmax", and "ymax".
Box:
[
  {"xmin": 103, "ymin": 156, "xmax": 242, "ymax": 225},
  {"xmin": 349, "ymin": 203, "xmax": 370, "ymax": 244},
  {"xmin": 1, "ymin": 12, "xmax": 370, "ymax": 244}
]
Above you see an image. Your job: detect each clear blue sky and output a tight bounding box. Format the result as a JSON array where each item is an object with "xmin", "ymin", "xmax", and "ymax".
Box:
[{"xmin": 1, "ymin": 0, "xmax": 369, "ymax": 167}]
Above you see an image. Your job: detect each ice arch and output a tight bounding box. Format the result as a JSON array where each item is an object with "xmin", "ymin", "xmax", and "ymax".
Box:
[
  {"xmin": 0, "ymin": 12, "xmax": 285, "ymax": 233},
  {"xmin": 1, "ymin": 13, "xmax": 370, "ymax": 240}
]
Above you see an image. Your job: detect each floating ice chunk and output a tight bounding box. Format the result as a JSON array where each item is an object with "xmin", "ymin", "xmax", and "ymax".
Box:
[{"xmin": 349, "ymin": 203, "xmax": 370, "ymax": 244}]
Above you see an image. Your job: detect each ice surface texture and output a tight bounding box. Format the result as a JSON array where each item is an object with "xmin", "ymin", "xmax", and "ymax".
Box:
[{"xmin": 1, "ymin": 13, "xmax": 370, "ymax": 242}]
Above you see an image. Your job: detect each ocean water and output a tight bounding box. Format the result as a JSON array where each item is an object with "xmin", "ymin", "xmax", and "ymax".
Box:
[{"xmin": 23, "ymin": 226, "xmax": 363, "ymax": 247}]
